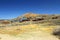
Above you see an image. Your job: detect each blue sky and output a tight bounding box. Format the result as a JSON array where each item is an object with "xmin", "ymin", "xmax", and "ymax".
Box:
[{"xmin": 0, "ymin": 0, "xmax": 60, "ymax": 19}]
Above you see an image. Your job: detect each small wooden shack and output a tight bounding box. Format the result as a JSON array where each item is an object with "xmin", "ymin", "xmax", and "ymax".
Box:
[
  {"xmin": 32, "ymin": 17, "xmax": 44, "ymax": 21},
  {"xmin": 19, "ymin": 17, "xmax": 30, "ymax": 22}
]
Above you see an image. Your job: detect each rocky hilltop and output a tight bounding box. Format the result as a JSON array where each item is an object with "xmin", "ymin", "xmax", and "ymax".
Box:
[{"xmin": 0, "ymin": 13, "xmax": 60, "ymax": 26}]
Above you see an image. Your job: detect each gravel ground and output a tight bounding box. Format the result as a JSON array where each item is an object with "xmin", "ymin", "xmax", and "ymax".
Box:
[{"xmin": 0, "ymin": 31, "xmax": 59, "ymax": 40}]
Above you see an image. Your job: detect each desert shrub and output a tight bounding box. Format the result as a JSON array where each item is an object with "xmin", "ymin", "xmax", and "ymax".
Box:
[
  {"xmin": 52, "ymin": 27, "xmax": 60, "ymax": 39},
  {"xmin": 54, "ymin": 20, "xmax": 60, "ymax": 25}
]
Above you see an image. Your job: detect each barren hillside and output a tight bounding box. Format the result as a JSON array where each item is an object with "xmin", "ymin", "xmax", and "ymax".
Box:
[{"xmin": 0, "ymin": 13, "xmax": 60, "ymax": 40}]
